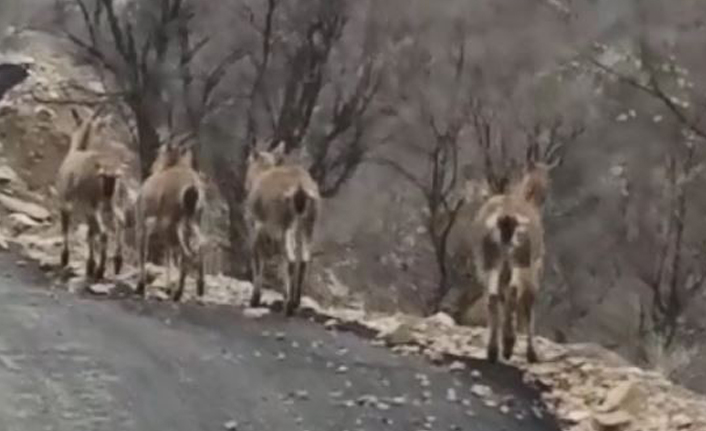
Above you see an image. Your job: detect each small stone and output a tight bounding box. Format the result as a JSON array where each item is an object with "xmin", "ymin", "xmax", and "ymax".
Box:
[
  {"xmin": 672, "ymin": 414, "xmax": 693, "ymax": 429},
  {"xmin": 0, "ymin": 194, "xmax": 50, "ymax": 221},
  {"xmin": 448, "ymin": 361, "xmax": 466, "ymax": 372},
  {"xmin": 0, "ymin": 165, "xmax": 19, "ymax": 184},
  {"xmin": 592, "ymin": 410, "xmax": 633, "ymax": 430},
  {"xmin": 223, "ymin": 420, "xmax": 238, "ymax": 430},
  {"xmin": 446, "ymin": 388, "xmax": 458, "ymax": 403},
  {"xmin": 599, "ymin": 381, "xmax": 644, "ymax": 414},
  {"xmin": 381, "ymin": 322, "xmax": 416, "ymax": 345},
  {"xmin": 243, "ymin": 308, "xmax": 269, "ymax": 319},
  {"xmin": 471, "ymin": 384, "xmax": 492, "ymax": 398},
  {"xmin": 389, "ymin": 396, "xmax": 407, "ymax": 406},
  {"xmin": 566, "ymin": 409, "xmax": 591, "ymax": 423},
  {"xmin": 87, "ymin": 283, "xmax": 113, "ymax": 295}
]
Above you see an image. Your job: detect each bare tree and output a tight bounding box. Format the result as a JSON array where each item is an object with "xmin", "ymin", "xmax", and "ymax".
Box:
[
  {"xmin": 61, "ymin": 0, "xmax": 242, "ymax": 178},
  {"xmin": 589, "ymin": 15, "xmax": 706, "ymax": 352},
  {"xmin": 213, "ymin": 0, "xmax": 385, "ymax": 277}
]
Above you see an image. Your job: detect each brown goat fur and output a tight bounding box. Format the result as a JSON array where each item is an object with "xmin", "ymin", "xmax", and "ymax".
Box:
[
  {"xmin": 135, "ymin": 141, "xmax": 205, "ymax": 301},
  {"xmin": 245, "ymin": 141, "xmax": 320, "ymax": 316},
  {"xmin": 471, "ymin": 162, "xmax": 550, "ymax": 363},
  {"xmin": 56, "ymin": 107, "xmax": 125, "ymax": 280}
]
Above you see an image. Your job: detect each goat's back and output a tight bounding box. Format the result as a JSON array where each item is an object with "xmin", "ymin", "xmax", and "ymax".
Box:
[
  {"xmin": 56, "ymin": 150, "xmax": 111, "ymax": 208},
  {"xmin": 471, "ymin": 193, "xmax": 545, "ymax": 269},
  {"xmin": 246, "ymin": 165, "xmax": 319, "ymax": 232},
  {"xmin": 138, "ymin": 166, "xmax": 203, "ymax": 221}
]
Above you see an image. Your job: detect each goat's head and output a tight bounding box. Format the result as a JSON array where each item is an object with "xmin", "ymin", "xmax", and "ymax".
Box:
[
  {"xmin": 150, "ymin": 137, "xmax": 195, "ymax": 175},
  {"xmin": 245, "ymin": 140, "xmax": 286, "ymax": 192}
]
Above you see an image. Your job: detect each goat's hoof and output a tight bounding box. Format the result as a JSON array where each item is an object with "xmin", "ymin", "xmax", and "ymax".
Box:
[
  {"xmin": 114, "ymin": 256, "xmax": 123, "ymax": 275},
  {"xmin": 61, "ymin": 250, "xmax": 69, "ymax": 267},
  {"xmin": 136, "ymin": 282, "xmax": 146, "ymax": 297},
  {"xmin": 197, "ymin": 280, "xmax": 205, "ymax": 297},
  {"xmin": 527, "ymin": 348, "xmax": 538, "ymax": 364},
  {"xmin": 487, "ymin": 344, "xmax": 499, "ymax": 363},
  {"xmin": 171, "ymin": 290, "xmax": 183, "ymax": 302},
  {"xmin": 502, "ymin": 336, "xmax": 516, "ymax": 361},
  {"xmin": 249, "ymin": 293, "xmax": 261, "ymax": 308}
]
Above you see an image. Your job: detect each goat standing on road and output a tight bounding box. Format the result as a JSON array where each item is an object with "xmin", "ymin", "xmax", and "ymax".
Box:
[
  {"xmin": 245, "ymin": 141, "xmax": 320, "ymax": 316},
  {"xmin": 56, "ymin": 108, "xmax": 124, "ymax": 280},
  {"xmin": 471, "ymin": 156, "xmax": 554, "ymax": 364},
  {"xmin": 135, "ymin": 140, "xmax": 205, "ymax": 301}
]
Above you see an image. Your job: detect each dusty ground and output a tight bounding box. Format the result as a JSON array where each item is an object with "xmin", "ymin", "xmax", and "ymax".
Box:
[{"xmin": 0, "ymin": 248, "xmax": 561, "ymax": 431}]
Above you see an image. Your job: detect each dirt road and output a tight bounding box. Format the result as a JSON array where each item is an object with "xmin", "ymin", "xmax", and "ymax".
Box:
[{"xmin": 0, "ymin": 250, "xmax": 560, "ymax": 431}]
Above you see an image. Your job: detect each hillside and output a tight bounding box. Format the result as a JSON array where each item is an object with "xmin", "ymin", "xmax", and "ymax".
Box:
[{"xmin": 1, "ymin": 25, "xmax": 706, "ymax": 431}]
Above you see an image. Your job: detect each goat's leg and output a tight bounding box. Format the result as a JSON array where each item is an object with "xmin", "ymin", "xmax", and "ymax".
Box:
[
  {"xmin": 283, "ymin": 228, "xmax": 298, "ymax": 316},
  {"xmin": 281, "ymin": 256, "xmax": 295, "ymax": 317},
  {"xmin": 173, "ymin": 248, "xmax": 187, "ymax": 302},
  {"xmin": 60, "ymin": 208, "xmax": 71, "ymax": 268},
  {"xmin": 113, "ymin": 213, "xmax": 124, "ymax": 275},
  {"xmin": 196, "ymin": 247, "xmax": 205, "ymax": 298},
  {"xmin": 165, "ymin": 247, "xmax": 173, "ymax": 293},
  {"xmin": 519, "ymin": 288, "xmax": 538, "ymax": 363},
  {"xmin": 486, "ymin": 268, "xmax": 502, "ymax": 363},
  {"xmin": 85, "ymin": 216, "xmax": 98, "ymax": 279},
  {"xmin": 136, "ymin": 220, "xmax": 152, "ymax": 297},
  {"xmin": 502, "ymin": 283, "xmax": 518, "ymax": 361},
  {"xmin": 293, "ymin": 228, "xmax": 312, "ymax": 310},
  {"xmin": 249, "ymin": 230, "xmax": 264, "ymax": 308},
  {"xmin": 95, "ymin": 211, "xmax": 108, "ymax": 280}
]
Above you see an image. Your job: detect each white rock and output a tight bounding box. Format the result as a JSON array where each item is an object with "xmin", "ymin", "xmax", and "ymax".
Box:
[
  {"xmin": 0, "ymin": 165, "xmax": 20, "ymax": 184},
  {"xmin": 0, "ymin": 194, "xmax": 50, "ymax": 221},
  {"xmin": 243, "ymin": 307, "xmax": 270, "ymax": 319}
]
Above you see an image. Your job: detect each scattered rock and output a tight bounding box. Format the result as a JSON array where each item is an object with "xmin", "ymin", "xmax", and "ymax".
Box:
[
  {"xmin": 424, "ymin": 312, "xmax": 455, "ymax": 328},
  {"xmin": 8, "ymin": 212, "xmax": 40, "ymax": 234},
  {"xmin": 243, "ymin": 307, "xmax": 269, "ymax": 319},
  {"xmin": 470, "ymin": 384, "xmax": 493, "ymax": 398},
  {"xmin": 598, "ymin": 380, "xmax": 645, "ymax": 415},
  {"xmin": 86, "ymin": 283, "xmax": 113, "ymax": 296},
  {"xmin": 446, "ymin": 388, "xmax": 458, "ymax": 403},
  {"xmin": 379, "ymin": 321, "xmax": 416, "ymax": 346},
  {"xmin": 0, "ymin": 165, "xmax": 19, "ymax": 184},
  {"xmin": 566, "ymin": 409, "xmax": 591, "ymax": 423},
  {"xmin": 592, "ymin": 411, "xmax": 633, "ymax": 430},
  {"xmin": 0, "ymin": 194, "xmax": 50, "ymax": 221},
  {"xmin": 672, "ymin": 413, "xmax": 693, "ymax": 429},
  {"xmin": 447, "ymin": 361, "xmax": 465, "ymax": 372},
  {"xmin": 223, "ymin": 420, "xmax": 238, "ymax": 430}
]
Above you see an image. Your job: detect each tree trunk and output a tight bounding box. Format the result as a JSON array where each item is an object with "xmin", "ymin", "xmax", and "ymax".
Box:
[{"xmin": 133, "ymin": 102, "xmax": 161, "ymax": 180}]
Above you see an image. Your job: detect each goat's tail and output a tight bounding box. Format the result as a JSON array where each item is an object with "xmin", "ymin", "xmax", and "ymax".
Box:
[
  {"xmin": 182, "ymin": 185, "xmax": 201, "ymax": 219},
  {"xmin": 497, "ymin": 214, "xmax": 518, "ymax": 245},
  {"xmin": 291, "ymin": 185, "xmax": 310, "ymax": 216}
]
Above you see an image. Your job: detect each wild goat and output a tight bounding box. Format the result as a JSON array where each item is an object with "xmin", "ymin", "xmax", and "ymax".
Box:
[
  {"xmin": 471, "ymin": 155, "xmax": 554, "ymax": 364},
  {"xmin": 56, "ymin": 107, "xmax": 124, "ymax": 280},
  {"xmin": 135, "ymin": 140, "xmax": 205, "ymax": 301},
  {"xmin": 245, "ymin": 141, "xmax": 320, "ymax": 316}
]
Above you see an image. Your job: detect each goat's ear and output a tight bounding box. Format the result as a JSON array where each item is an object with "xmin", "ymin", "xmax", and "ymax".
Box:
[{"xmin": 271, "ymin": 140, "xmax": 286, "ymax": 162}]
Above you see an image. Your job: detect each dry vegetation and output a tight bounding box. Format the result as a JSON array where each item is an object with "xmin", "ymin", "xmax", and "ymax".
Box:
[{"xmin": 2, "ymin": 0, "xmax": 706, "ymax": 404}]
